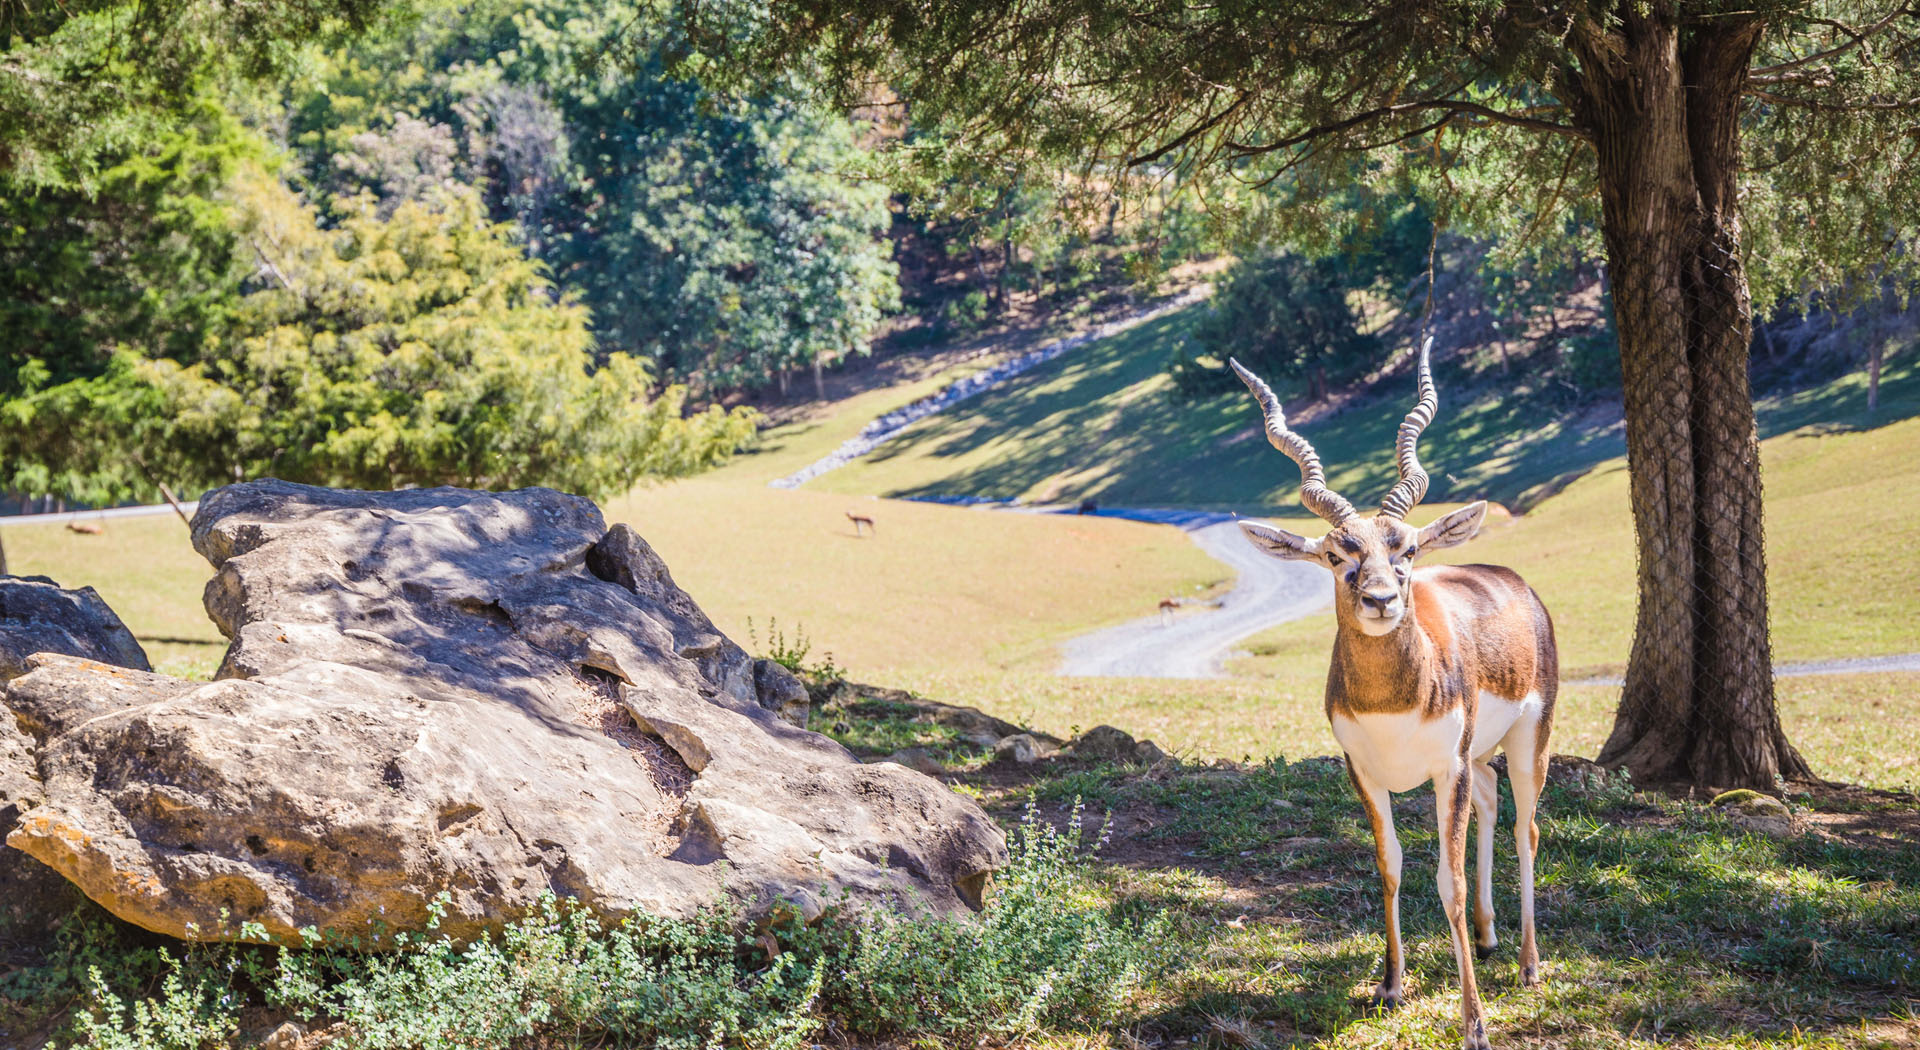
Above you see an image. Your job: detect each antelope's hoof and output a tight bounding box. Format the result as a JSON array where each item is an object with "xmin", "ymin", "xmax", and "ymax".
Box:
[
  {"xmin": 1371, "ymin": 986, "xmax": 1402, "ymax": 1011},
  {"xmin": 1474, "ymin": 941, "xmax": 1498, "ymax": 961},
  {"xmin": 1463, "ymin": 1019, "xmax": 1492, "ymax": 1050},
  {"xmin": 1521, "ymin": 961, "xmax": 1541, "ymax": 987}
]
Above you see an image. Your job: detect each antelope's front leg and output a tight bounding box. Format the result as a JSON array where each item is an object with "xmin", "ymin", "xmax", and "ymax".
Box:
[
  {"xmin": 1436, "ymin": 761, "xmax": 1490, "ymax": 1049},
  {"xmin": 1345, "ymin": 756, "xmax": 1404, "ymax": 1008},
  {"xmin": 1471, "ymin": 760, "xmax": 1499, "ymax": 959}
]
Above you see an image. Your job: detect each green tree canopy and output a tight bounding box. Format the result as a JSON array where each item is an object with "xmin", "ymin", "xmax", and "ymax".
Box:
[
  {"xmin": 141, "ymin": 169, "xmax": 759, "ymax": 498},
  {"xmin": 0, "ymin": 0, "xmax": 381, "ymax": 190},
  {"xmin": 281, "ymin": 0, "xmax": 899, "ymax": 391},
  {"xmin": 1173, "ymin": 253, "xmax": 1384, "ymax": 401}
]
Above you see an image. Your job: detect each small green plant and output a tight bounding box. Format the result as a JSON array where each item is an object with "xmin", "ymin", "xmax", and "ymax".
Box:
[
  {"xmin": 746, "ymin": 617, "xmax": 842, "ymax": 681},
  {"xmin": 826, "ymin": 798, "xmax": 1168, "ymax": 1037},
  {"xmin": 71, "ymin": 955, "xmax": 240, "ymax": 1050}
]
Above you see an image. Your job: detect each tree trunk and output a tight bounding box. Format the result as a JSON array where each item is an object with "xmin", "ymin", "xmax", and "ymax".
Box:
[
  {"xmin": 812, "ymin": 357, "xmax": 827, "ymax": 401},
  {"xmin": 1, "ymin": 530, "xmax": 9, "ymax": 577},
  {"xmin": 1572, "ymin": 12, "xmax": 1810, "ymax": 790}
]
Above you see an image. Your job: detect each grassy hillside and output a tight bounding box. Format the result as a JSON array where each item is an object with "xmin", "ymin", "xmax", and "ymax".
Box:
[
  {"xmin": 812, "ymin": 300, "xmax": 1920, "ymax": 517},
  {"xmin": 604, "ymin": 478, "xmax": 1223, "ymax": 681},
  {"xmin": 807, "ymin": 303, "xmax": 1628, "ymax": 511},
  {"xmin": 6, "ymin": 310, "xmax": 1916, "ymax": 788}
]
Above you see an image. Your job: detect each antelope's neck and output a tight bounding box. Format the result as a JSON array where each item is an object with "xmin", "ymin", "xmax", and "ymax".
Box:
[{"xmin": 1329, "ymin": 621, "xmax": 1440, "ymax": 716}]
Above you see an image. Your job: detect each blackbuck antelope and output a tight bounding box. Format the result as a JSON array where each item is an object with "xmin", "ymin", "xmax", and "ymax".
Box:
[
  {"xmin": 845, "ymin": 511, "xmax": 875, "ymax": 537},
  {"xmin": 1231, "ymin": 340, "xmax": 1557, "ymax": 1050}
]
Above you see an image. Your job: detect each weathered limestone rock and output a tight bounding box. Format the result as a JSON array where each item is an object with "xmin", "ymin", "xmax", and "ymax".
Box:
[
  {"xmin": 0, "ymin": 577, "xmax": 141, "ymax": 932},
  {"xmin": 1, "ymin": 481, "xmax": 1004, "ymax": 943},
  {"xmin": 1065, "ymin": 724, "xmax": 1170, "ymax": 766},
  {"xmin": 1712, "ymin": 788, "xmax": 1795, "ymax": 839},
  {"xmin": 0, "ymin": 575, "xmax": 150, "ymax": 682}
]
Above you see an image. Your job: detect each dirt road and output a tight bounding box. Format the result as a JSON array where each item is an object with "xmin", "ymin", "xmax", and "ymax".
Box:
[{"xmin": 1057, "ymin": 512, "xmax": 1330, "ymax": 678}]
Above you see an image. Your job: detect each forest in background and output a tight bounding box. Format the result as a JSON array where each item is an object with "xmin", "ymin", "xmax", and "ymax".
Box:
[{"xmin": 1, "ymin": 0, "xmax": 1909, "ymax": 515}]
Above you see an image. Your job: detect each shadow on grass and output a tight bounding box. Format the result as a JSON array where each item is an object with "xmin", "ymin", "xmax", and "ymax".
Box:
[
  {"xmin": 856, "ymin": 304, "xmax": 1920, "ymax": 515},
  {"xmin": 995, "ymin": 754, "xmax": 1920, "ymax": 1047}
]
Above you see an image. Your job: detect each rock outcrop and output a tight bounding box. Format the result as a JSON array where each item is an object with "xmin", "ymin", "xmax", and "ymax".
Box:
[
  {"xmin": 0, "ymin": 575, "xmax": 151, "ymax": 682},
  {"xmin": 0, "ymin": 577, "xmax": 144, "ymax": 933},
  {"xmin": 1, "ymin": 482, "xmax": 1005, "ymax": 944}
]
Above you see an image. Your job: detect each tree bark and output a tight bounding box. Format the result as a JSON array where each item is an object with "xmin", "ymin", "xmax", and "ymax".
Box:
[
  {"xmin": 1, "ymin": 529, "xmax": 9, "ymax": 577},
  {"xmin": 1572, "ymin": 12, "xmax": 1810, "ymax": 789}
]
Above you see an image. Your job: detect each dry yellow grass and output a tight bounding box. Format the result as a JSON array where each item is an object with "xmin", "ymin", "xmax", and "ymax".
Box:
[
  {"xmin": 605, "ymin": 478, "xmax": 1223, "ymax": 683},
  {"xmin": 1, "ymin": 513, "xmax": 226, "ymax": 677}
]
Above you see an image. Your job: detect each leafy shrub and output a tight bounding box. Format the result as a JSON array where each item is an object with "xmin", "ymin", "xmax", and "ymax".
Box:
[
  {"xmin": 746, "ymin": 617, "xmax": 841, "ymax": 682},
  {"xmin": 825, "ymin": 800, "xmax": 1168, "ymax": 1036},
  {"xmin": 72, "ymin": 960, "xmax": 239, "ymax": 1050},
  {"xmin": 66, "ymin": 802, "xmax": 1162, "ymax": 1049},
  {"xmin": 1549, "ymin": 325, "xmax": 1622, "ymax": 400},
  {"xmin": 940, "ymin": 289, "xmax": 993, "ymax": 335}
]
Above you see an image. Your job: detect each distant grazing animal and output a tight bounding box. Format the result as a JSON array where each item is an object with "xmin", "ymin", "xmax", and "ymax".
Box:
[
  {"xmin": 1076, "ymin": 499, "xmax": 1099, "ymax": 515},
  {"xmin": 846, "ymin": 511, "xmax": 875, "ymax": 537},
  {"xmin": 1157, "ymin": 597, "xmax": 1180, "ymax": 625},
  {"xmin": 1229, "ymin": 338, "xmax": 1556, "ymax": 1050},
  {"xmin": 66, "ymin": 521, "xmax": 104, "ymax": 536}
]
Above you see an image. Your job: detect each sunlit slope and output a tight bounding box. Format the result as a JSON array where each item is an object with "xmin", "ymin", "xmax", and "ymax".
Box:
[
  {"xmin": 1233, "ymin": 410, "xmax": 1920, "ymax": 687},
  {"xmin": 806, "ymin": 306, "xmax": 1631, "ymax": 511}
]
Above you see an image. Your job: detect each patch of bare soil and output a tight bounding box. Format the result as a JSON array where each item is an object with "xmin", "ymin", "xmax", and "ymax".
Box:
[{"xmin": 562, "ymin": 667, "xmax": 694, "ymax": 800}]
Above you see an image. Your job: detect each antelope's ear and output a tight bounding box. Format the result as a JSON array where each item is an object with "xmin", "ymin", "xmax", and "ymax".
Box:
[
  {"xmin": 1417, "ymin": 501, "xmax": 1488, "ymax": 552},
  {"xmin": 1238, "ymin": 520, "xmax": 1324, "ymax": 563}
]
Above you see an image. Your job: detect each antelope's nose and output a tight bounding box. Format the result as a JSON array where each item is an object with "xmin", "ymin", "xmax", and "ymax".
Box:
[{"xmin": 1359, "ymin": 589, "xmax": 1399, "ymax": 614}]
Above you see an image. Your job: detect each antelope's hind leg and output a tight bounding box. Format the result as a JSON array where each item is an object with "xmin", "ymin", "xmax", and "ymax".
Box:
[
  {"xmin": 1345, "ymin": 756, "xmax": 1404, "ymax": 1009},
  {"xmin": 1437, "ymin": 761, "xmax": 1490, "ymax": 1050},
  {"xmin": 1470, "ymin": 760, "xmax": 1499, "ymax": 960},
  {"xmin": 1503, "ymin": 714, "xmax": 1549, "ymax": 988}
]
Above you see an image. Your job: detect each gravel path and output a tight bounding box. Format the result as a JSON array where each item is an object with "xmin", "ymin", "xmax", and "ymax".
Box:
[
  {"xmin": 1055, "ymin": 510, "xmax": 1330, "ymax": 678},
  {"xmin": 1570, "ymin": 652, "xmax": 1920, "ymax": 687}
]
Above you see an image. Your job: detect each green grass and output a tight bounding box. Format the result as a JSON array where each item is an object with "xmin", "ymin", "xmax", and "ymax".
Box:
[{"xmin": 805, "ymin": 304, "xmax": 1629, "ymax": 511}]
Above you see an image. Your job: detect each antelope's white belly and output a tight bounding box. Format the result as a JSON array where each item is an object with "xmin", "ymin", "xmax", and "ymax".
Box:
[{"xmin": 1332, "ymin": 692, "xmax": 1543, "ymax": 794}]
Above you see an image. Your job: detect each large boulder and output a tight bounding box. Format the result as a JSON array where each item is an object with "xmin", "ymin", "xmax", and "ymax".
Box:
[
  {"xmin": 0, "ymin": 575, "xmax": 151, "ymax": 682},
  {"xmin": 0, "ymin": 577, "xmax": 142, "ymax": 934},
  {"xmin": 1, "ymin": 481, "xmax": 1005, "ymax": 944}
]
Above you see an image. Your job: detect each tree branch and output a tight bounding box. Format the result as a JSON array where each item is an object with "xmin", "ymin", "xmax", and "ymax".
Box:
[
  {"xmin": 1192, "ymin": 96, "xmax": 1583, "ymax": 166},
  {"xmin": 1744, "ymin": 86, "xmax": 1920, "ymax": 111},
  {"xmin": 1747, "ymin": 6, "xmax": 1914, "ymax": 79}
]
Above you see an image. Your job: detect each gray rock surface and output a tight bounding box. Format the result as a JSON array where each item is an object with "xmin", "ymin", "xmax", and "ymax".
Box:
[
  {"xmin": 0, "ymin": 577, "xmax": 143, "ymax": 933},
  {"xmin": 993, "ymin": 734, "xmax": 1051, "ymax": 765},
  {"xmin": 0, "ymin": 575, "xmax": 151, "ymax": 682},
  {"xmin": 1065, "ymin": 724, "xmax": 1170, "ymax": 766},
  {"xmin": 2, "ymin": 481, "xmax": 1004, "ymax": 943}
]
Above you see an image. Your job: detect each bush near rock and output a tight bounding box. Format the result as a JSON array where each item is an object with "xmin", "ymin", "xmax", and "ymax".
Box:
[{"xmin": 0, "ymin": 481, "xmax": 1005, "ymax": 945}]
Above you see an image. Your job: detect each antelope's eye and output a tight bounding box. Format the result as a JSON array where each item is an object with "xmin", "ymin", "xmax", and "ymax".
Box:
[
  {"xmin": 1325, "ymin": 551, "xmax": 1342, "ymax": 567},
  {"xmin": 1403, "ymin": 545, "xmax": 1418, "ymax": 560}
]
